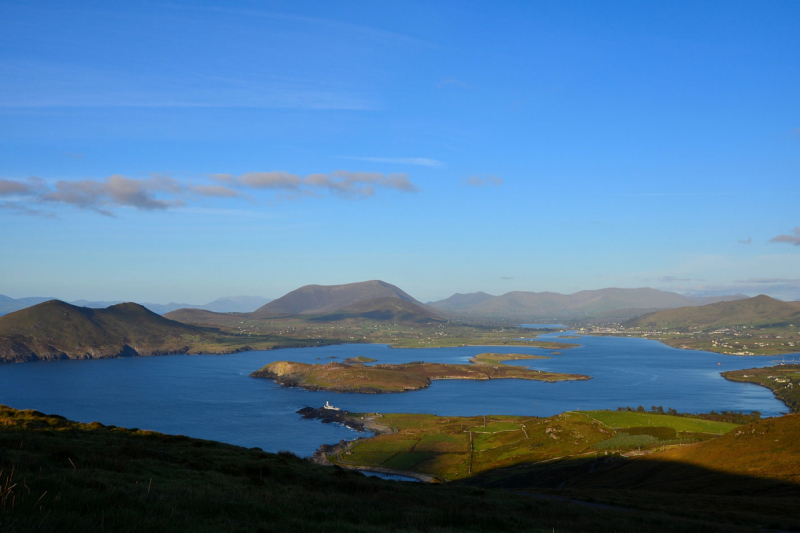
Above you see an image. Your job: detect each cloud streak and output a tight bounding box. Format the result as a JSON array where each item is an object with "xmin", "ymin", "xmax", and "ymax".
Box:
[
  {"xmin": 0, "ymin": 177, "xmax": 46, "ymax": 196},
  {"xmin": 465, "ymin": 175, "xmax": 503, "ymax": 187},
  {"xmin": 0, "ymin": 179, "xmax": 33, "ymax": 196},
  {"xmin": 0, "ymin": 169, "xmax": 419, "ymax": 217},
  {"xmin": 41, "ymin": 175, "xmax": 182, "ymax": 216},
  {"xmin": 217, "ymin": 170, "xmax": 418, "ymax": 199},
  {"xmin": 770, "ymin": 227, "xmax": 800, "ymax": 246},
  {"xmin": 190, "ymin": 185, "xmax": 240, "ymax": 198},
  {"xmin": 735, "ymin": 278, "xmax": 800, "ymax": 284}
]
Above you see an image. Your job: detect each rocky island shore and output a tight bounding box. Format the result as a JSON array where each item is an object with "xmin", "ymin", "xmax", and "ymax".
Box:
[{"xmin": 251, "ymin": 353, "xmax": 590, "ymax": 393}]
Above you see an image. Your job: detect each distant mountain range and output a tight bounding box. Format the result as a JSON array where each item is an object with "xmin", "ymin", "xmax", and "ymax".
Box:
[
  {"xmin": 3, "ymin": 283, "xmax": 757, "ymax": 324},
  {"xmin": 428, "ymin": 288, "xmax": 749, "ymax": 321},
  {"xmin": 624, "ymin": 295, "xmax": 800, "ymax": 330},
  {"xmin": 0, "ymin": 301, "xmax": 205, "ymax": 363},
  {"xmin": 2, "ymin": 282, "xmax": 794, "ymax": 365},
  {"xmin": 0, "ymin": 295, "xmax": 55, "ymax": 316},
  {"xmin": 0, "ymin": 295, "xmax": 271, "ymax": 317}
]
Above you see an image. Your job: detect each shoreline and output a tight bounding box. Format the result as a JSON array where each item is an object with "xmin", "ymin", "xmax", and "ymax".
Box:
[
  {"xmin": 584, "ymin": 332, "xmax": 800, "ymax": 358},
  {"xmin": 1, "ymin": 336, "xmax": 581, "ymax": 365}
]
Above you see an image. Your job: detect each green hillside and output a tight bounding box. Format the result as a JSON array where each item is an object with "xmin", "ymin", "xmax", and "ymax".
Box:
[
  {"xmin": 311, "ymin": 297, "xmax": 445, "ymax": 324},
  {"xmin": 625, "ymin": 295, "xmax": 800, "ymax": 330},
  {"xmin": 0, "ymin": 300, "xmax": 290, "ymax": 363},
  {"xmin": 0, "ymin": 404, "xmax": 761, "ymax": 533},
  {"xmin": 4, "ymin": 404, "xmax": 795, "ymax": 532},
  {"xmin": 461, "ymin": 414, "xmax": 800, "ymax": 530},
  {"xmin": 0, "ymin": 300, "xmax": 204, "ymax": 362}
]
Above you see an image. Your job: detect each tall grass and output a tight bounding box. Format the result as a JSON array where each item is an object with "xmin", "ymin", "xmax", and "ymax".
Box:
[
  {"xmin": 592, "ymin": 434, "xmax": 659, "ymax": 451},
  {"xmin": 592, "ymin": 434, "xmax": 698, "ymax": 451}
]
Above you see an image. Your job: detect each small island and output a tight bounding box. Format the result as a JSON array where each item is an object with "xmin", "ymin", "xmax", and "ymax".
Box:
[
  {"xmin": 250, "ymin": 352, "xmax": 590, "ymax": 393},
  {"xmin": 342, "ymin": 356, "xmax": 378, "ymax": 364}
]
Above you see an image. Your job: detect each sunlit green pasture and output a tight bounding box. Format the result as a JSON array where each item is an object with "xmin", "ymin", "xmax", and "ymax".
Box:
[{"xmin": 580, "ymin": 411, "xmax": 739, "ymax": 434}]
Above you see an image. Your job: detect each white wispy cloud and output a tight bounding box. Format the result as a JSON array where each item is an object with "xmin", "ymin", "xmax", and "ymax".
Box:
[{"xmin": 0, "ymin": 60, "xmax": 374, "ymax": 110}]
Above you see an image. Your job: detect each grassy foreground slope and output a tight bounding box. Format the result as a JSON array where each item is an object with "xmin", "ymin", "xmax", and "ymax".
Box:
[
  {"xmin": 461, "ymin": 414, "xmax": 800, "ymax": 531},
  {"xmin": 324, "ymin": 411, "xmax": 737, "ymax": 481},
  {"xmin": 575, "ymin": 413, "xmax": 800, "ymax": 492},
  {"xmin": 0, "ymin": 405, "xmax": 752, "ymax": 533},
  {"xmin": 581, "ymin": 410, "xmax": 740, "ymax": 434}
]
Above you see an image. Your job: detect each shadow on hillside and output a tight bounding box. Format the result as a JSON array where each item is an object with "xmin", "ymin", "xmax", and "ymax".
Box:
[{"xmin": 459, "ymin": 455, "xmax": 800, "ymax": 530}]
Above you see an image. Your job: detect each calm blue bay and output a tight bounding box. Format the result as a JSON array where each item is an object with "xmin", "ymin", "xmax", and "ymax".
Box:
[{"xmin": 0, "ymin": 331, "xmax": 790, "ymax": 457}]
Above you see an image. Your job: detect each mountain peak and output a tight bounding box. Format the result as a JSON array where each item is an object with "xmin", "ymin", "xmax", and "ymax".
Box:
[{"xmin": 252, "ymin": 280, "xmax": 421, "ymax": 317}]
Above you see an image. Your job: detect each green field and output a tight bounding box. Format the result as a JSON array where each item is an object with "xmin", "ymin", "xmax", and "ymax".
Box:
[
  {"xmin": 326, "ymin": 410, "xmax": 740, "ymax": 482},
  {"xmin": 580, "ymin": 410, "xmax": 740, "ymax": 434},
  {"xmin": 469, "ymin": 421, "xmax": 522, "ymax": 433}
]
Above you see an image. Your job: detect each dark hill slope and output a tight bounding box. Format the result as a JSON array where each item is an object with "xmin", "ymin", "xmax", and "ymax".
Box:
[
  {"xmin": 162, "ymin": 308, "xmax": 245, "ymax": 327},
  {"xmin": 625, "ymin": 295, "xmax": 800, "ymax": 330},
  {"xmin": 428, "ymin": 291, "xmax": 495, "ymax": 311},
  {"xmin": 311, "ymin": 297, "xmax": 445, "ymax": 324},
  {"xmin": 252, "ymin": 280, "xmax": 422, "ymax": 317},
  {"xmin": 0, "ymin": 300, "xmax": 204, "ymax": 363},
  {"xmin": 430, "ymin": 288, "xmax": 747, "ymax": 319},
  {"xmin": 574, "ymin": 413, "xmax": 800, "ymax": 495},
  {"xmin": 462, "ymin": 413, "xmax": 800, "ymax": 529},
  {"xmin": 1, "ymin": 404, "xmax": 757, "ymax": 533}
]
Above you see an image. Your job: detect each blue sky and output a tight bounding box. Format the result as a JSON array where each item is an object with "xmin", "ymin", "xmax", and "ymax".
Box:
[{"xmin": 1, "ymin": 0, "xmax": 799, "ymax": 303}]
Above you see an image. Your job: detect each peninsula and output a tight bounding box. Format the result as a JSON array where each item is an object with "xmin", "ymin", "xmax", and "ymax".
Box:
[
  {"xmin": 590, "ymin": 295, "xmax": 800, "ymax": 356},
  {"xmin": 722, "ymin": 364, "xmax": 800, "ymax": 413},
  {"xmin": 250, "ymin": 352, "xmax": 590, "ymax": 393}
]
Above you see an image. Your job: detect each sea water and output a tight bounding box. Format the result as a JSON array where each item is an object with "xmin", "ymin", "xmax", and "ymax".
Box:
[{"xmin": 0, "ymin": 332, "xmax": 789, "ymax": 456}]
